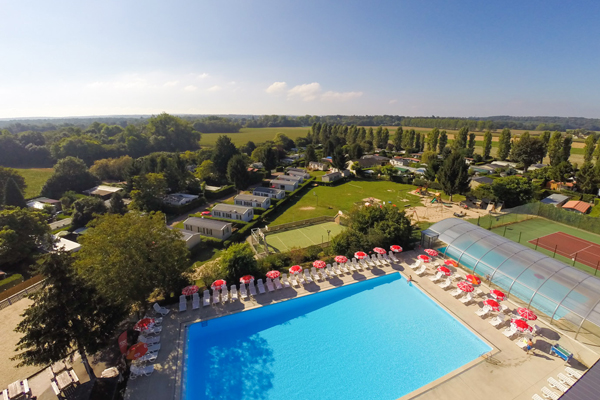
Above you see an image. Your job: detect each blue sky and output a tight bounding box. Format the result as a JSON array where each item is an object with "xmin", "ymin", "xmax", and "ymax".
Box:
[{"xmin": 1, "ymin": 0, "xmax": 599, "ymax": 118}]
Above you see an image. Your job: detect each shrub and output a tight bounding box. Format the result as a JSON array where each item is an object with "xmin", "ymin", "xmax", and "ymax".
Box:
[
  {"xmin": 205, "ymin": 185, "xmax": 235, "ymax": 200},
  {"xmin": 0, "ymin": 274, "xmax": 24, "ymax": 293}
]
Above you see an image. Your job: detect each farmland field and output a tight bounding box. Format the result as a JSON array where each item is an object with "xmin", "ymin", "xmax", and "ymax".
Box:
[
  {"xmin": 199, "ymin": 127, "xmax": 308, "ymax": 147},
  {"xmin": 14, "ymin": 168, "xmax": 54, "ymax": 199},
  {"xmin": 268, "ymin": 180, "xmax": 421, "ymax": 225}
]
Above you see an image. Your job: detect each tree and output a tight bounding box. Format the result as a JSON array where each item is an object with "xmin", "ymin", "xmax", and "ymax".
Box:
[
  {"xmin": 414, "ymin": 133, "xmax": 421, "ymax": 152},
  {"xmin": 482, "ymin": 130, "xmax": 492, "ymax": 159},
  {"xmin": 420, "ymin": 150, "xmax": 437, "ymax": 166},
  {"xmin": 366, "ymin": 127, "xmax": 374, "ymax": 143},
  {"xmin": 146, "ymin": 113, "xmax": 200, "ymax": 152},
  {"xmin": 381, "ymin": 165, "xmax": 396, "ymax": 178},
  {"xmin": 0, "ymin": 167, "xmax": 26, "ymax": 203},
  {"xmin": 239, "ymin": 141, "xmax": 256, "ymax": 156},
  {"xmin": 0, "ymin": 207, "xmax": 50, "ymax": 267},
  {"xmin": 381, "ymin": 128, "xmax": 390, "ymax": 149},
  {"xmin": 496, "ymin": 128, "xmax": 512, "ymax": 161},
  {"xmin": 220, "ymin": 243, "xmax": 260, "ymax": 282},
  {"xmin": 438, "ymin": 131, "xmax": 448, "ymax": 154},
  {"xmin": 549, "ymin": 161, "xmax": 574, "ymax": 182},
  {"xmin": 393, "ymin": 127, "xmax": 403, "ymax": 151},
  {"xmin": 423, "ymin": 157, "xmax": 441, "ymax": 182},
  {"xmin": 348, "ymin": 143, "xmax": 363, "ymax": 160},
  {"xmin": 583, "ymin": 134, "xmax": 597, "ymax": 164},
  {"xmin": 547, "ymin": 131, "xmax": 563, "ymax": 166},
  {"xmin": 194, "ymin": 160, "xmax": 216, "ymax": 181},
  {"xmin": 576, "ymin": 162, "xmax": 597, "ymax": 194},
  {"xmin": 467, "ymin": 132, "xmax": 476, "ymax": 157},
  {"xmin": 3, "ymin": 178, "xmax": 26, "ymax": 208},
  {"xmin": 42, "ymin": 157, "xmax": 99, "ymax": 199},
  {"xmin": 540, "ymin": 131, "xmax": 551, "ymax": 162},
  {"xmin": 108, "ymin": 191, "xmax": 127, "ymax": 214},
  {"xmin": 130, "ymin": 173, "xmax": 167, "ymax": 212},
  {"xmin": 60, "ymin": 191, "xmax": 78, "ymax": 212},
  {"xmin": 274, "ymin": 132, "xmax": 295, "ymax": 150},
  {"xmin": 332, "ymin": 147, "xmax": 348, "ymax": 171},
  {"xmin": 211, "ymin": 136, "xmax": 239, "ymax": 181},
  {"xmin": 13, "ymin": 251, "xmax": 125, "ymax": 382},
  {"xmin": 562, "ymin": 134, "xmax": 573, "ymax": 163},
  {"xmin": 71, "ymin": 196, "xmax": 107, "ymax": 229},
  {"xmin": 509, "ymin": 132, "xmax": 545, "ymax": 172},
  {"xmin": 427, "ymin": 128, "xmax": 439, "ymax": 152},
  {"xmin": 76, "ymin": 212, "xmax": 189, "ymax": 312},
  {"xmin": 453, "ymin": 127, "xmax": 469, "ymax": 150},
  {"xmin": 374, "ymin": 126, "xmax": 383, "ymax": 149},
  {"xmin": 227, "ymin": 155, "xmax": 250, "ymax": 190},
  {"xmin": 304, "ymin": 145, "xmax": 317, "ymax": 163},
  {"xmin": 437, "ymin": 151, "xmax": 470, "ymax": 201},
  {"xmin": 251, "ymin": 146, "xmax": 278, "ymax": 171},
  {"xmin": 594, "ymin": 141, "xmax": 600, "ymax": 164},
  {"xmin": 491, "ymin": 176, "xmax": 534, "ymax": 208}
]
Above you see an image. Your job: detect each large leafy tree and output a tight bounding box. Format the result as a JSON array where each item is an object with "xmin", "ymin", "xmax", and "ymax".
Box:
[
  {"xmin": 453, "ymin": 127, "xmax": 469, "ymax": 150},
  {"xmin": 491, "ymin": 176, "xmax": 534, "ymax": 208},
  {"xmin": 332, "ymin": 147, "xmax": 347, "ymax": 171},
  {"xmin": 41, "ymin": 157, "xmax": 99, "ymax": 199},
  {"xmin": 496, "ymin": 128, "xmax": 512, "ymax": 161},
  {"xmin": 227, "ymin": 155, "xmax": 250, "ymax": 190},
  {"xmin": 71, "ymin": 196, "xmax": 107, "ymax": 229},
  {"xmin": 194, "ymin": 160, "xmax": 216, "ymax": 181},
  {"xmin": 509, "ymin": 132, "xmax": 545, "ymax": 172},
  {"xmin": 562, "ymin": 134, "xmax": 573, "ymax": 163},
  {"xmin": 576, "ymin": 162, "xmax": 597, "ymax": 194},
  {"xmin": 540, "ymin": 131, "xmax": 551, "ymax": 162},
  {"xmin": 304, "ymin": 144, "xmax": 317, "ymax": 163},
  {"xmin": 482, "ymin": 130, "xmax": 493, "ymax": 159},
  {"xmin": 437, "ymin": 151, "xmax": 470, "ymax": 201},
  {"xmin": 0, "ymin": 167, "xmax": 26, "ymax": 203},
  {"xmin": 212, "ymin": 135, "xmax": 239, "ymax": 181},
  {"xmin": 75, "ymin": 212, "xmax": 189, "ymax": 312},
  {"xmin": 3, "ymin": 178, "xmax": 27, "ymax": 208},
  {"xmin": 130, "ymin": 173, "xmax": 167, "ymax": 212},
  {"xmin": 13, "ymin": 251, "xmax": 125, "ymax": 381},
  {"xmin": 547, "ymin": 131, "xmax": 563, "ymax": 166},
  {"xmin": 108, "ymin": 191, "xmax": 127, "ymax": 215},
  {"xmin": 146, "ymin": 113, "xmax": 201, "ymax": 152},
  {"xmin": 427, "ymin": 128, "xmax": 439, "ymax": 152},
  {"xmin": 0, "ymin": 207, "xmax": 50, "ymax": 267},
  {"xmin": 393, "ymin": 127, "xmax": 403, "ymax": 151},
  {"xmin": 251, "ymin": 146, "xmax": 278, "ymax": 171},
  {"xmin": 220, "ymin": 243, "xmax": 260, "ymax": 282}
]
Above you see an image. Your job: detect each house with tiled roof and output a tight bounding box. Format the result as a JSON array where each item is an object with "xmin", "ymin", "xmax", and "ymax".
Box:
[{"xmin": 562, "ymin": 201, "xmax": 592, "ymax": 215}]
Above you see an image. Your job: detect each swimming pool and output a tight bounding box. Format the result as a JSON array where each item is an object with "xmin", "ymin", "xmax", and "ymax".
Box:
[{"xmin": 183, "ymin": 273, "xmax": 491, "ymax": 400}]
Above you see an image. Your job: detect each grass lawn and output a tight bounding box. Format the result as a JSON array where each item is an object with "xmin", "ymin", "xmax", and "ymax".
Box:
[
  {"xmin": 264, "ymin": 222, "xmax": 345, "ymax": 253},
  {"xmin": 199, "ymin": 127, "xmax": 308, "ymax": 147},
  {"xmin": 269, "ymin": 180, "xmax": 421, "ymax": 225},
  {"xmin": 589, "ymin": 204, "xmax": 600, "ymax": 218},
  {"xmin": 14, "ymin": 168, "xmax": 54, "ymax": 199}
]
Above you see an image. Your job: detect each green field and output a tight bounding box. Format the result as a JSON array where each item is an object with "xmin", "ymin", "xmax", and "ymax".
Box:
[
  {"xmin": 200, "ymin": 127, "xmax": 309, "ymax": 147},
  {"xmin": 263, "ymin": 222, "xmax": 345, "ymax": 253},
  {"xmin": 14, "ymin": 168, "xmax": 54, "ymax": 199},
  {"xmin": 268, "ymin": 180, "xmax": 421, "ymax": 225},
  {"xmin": 487, "ymin": 217, "xmax": 600, "ymax": 276}
]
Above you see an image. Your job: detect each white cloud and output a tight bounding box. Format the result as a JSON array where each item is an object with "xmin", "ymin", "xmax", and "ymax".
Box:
[
  {"xmin": 265, "ymin": 81, "xmax": 287, "ymax": 94},
  {"xmin": 207, "ymin": 85, "xmax": 222, "ymax": 92},
  {"xmin": 389, "ymin": 99, "xmax": 398, "ymax": 104},
  {"xmin": 184, "ymin": 85, "xmax": 198, "ymax": 92},
  {"xmin": 287, "ymin": 82, "xmax": 321, "ymax": 101},
  {"xmin": 163, "ymin": 80, "xmax": 179, "ymax": 87},
  {"xmin": 228, "ymin": 81, "xmax": 236, "ymax": 85},
  {"xmin": 320, "ymin": 91, "xmax": 363, "ymax": 102},
  {"xmin": 197, "ymin": 73, "xmax": 209, "ymax": 79}
]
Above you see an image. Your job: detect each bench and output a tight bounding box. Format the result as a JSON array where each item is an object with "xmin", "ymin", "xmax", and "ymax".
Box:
[{"xmin": 550, "ymin": 344, "xmax": 573, "ymax": 362}]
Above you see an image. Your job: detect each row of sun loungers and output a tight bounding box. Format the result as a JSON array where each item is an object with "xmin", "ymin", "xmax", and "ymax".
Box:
[{"xmin": 531, "ymin": 367, "xmax": 585, "ymax": 400}]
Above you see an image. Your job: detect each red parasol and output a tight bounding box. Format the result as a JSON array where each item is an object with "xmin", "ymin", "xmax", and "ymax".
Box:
[
  {"xmin": 490, "ymin": 289, "xmax": 506, "ymax": 301},
  {"xmin": 424, "ymin": 249, "xmax": 438, "ymax": 257},
  {"xmin": 354, "ymin": 251, "xmax": 367, "ymax": 259},
  {"xmin": 182, "ymin": 285, "xmax": 199, "ymax": 296},
  {"xmin": 511, "ymin": 318, "xmax": 533, "ymax": 333},
  {"xmin": 133, "ymin": 318, "xmax": 155, "ymax": 332},
  {"xmin": 437, "ymin": 266, "xmax": 452, "ymax": 276},
  {"xmin": 335, "ymin": 256, "xmax": 348, "ymax": 263},
  {"xmin": 466, "ymin": 274, "xmax": 481, "ymax": 285},
  {"xmin": 289, "ymin": 265, "xmax": 303, "ymax": 275},
  {"xmin": 313, "ymin": 260, "xmax": 326, "ymax": 269},
  {"xmin": 211, "ymin": 279, "xmax": 227, "ymax": 290},
  {"xmin": 517, "ymin": 308, "xmax": 538, "ymax": 321},
  {"xmin": 240, "ymin": 275, "xmax": 254, "ymax": 284},
  {"xmin": 457, "ymin": 281, "xmax": 474, "ymax": 292},
  {"xmin": 390, "ymin": 245, "xmax": 403, "ymax": 253},
  {"xmin": 118, "ymin": 331, "xmax": 129, "ymax": 355},
  {"xmin": 444, "ymin": 259, "xmax": 458, "ymax": 267},
  {"xmin": 418, "ymin": 255, "xmax": 431, "ymax": 263},
  {"xmin": 483, "ymin": 299, "xmax": 500, "ymax": 311},
  {"xmin": 266, "ymin": 270, "xmax": 281, "ymax": 279},
  {"xmin": 126, "ymin": 343, "xmax": 148, "ymax": 360},
  {"xmin": 373, "ymin": 247, "xmax": 386, "ymax": 255}
]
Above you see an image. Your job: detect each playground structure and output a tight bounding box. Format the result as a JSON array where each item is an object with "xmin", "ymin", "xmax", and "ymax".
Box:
[{"xmin": 250, "ymin": 226, "xmax": 270, "ymax": 255}]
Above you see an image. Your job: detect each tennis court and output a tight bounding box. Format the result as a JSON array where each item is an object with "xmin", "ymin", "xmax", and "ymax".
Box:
[
  {"xmin": 264, "ymin": 222, "xmax": 346, "ymax": 253},
  {"xmin": 528, "ymin": 232, "xmax": 600, "ymax": 269},
  {"xmin": 489, "ymin": 217, "xmax": 600, "ymax": 275}
]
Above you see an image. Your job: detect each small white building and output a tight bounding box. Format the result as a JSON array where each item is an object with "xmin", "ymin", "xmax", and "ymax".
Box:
[
  {"xmin": 183, "ymin": 217, "xmax": 233, "ymax": 240},
  {"xmin": 163, "ymin": 193, "xmax": 199, "ymax": 206},
  {"xmin": 287, "ymin": 168, "xmax": 310, "ymax": 179},
  {"xmin": 321, "ymin": 172, "xmax": 343, "ymax": 183},
  {"xmin": 83, "ymin": 185, "xmax": 123, "ymax": 200},
  {"xmin": 52, "ymin": 235, "xmax": 81, "ymax": 252},
  {"xmin": 175, "ymin": 229, "xmax": 202, "ymax": 249},
  {"xmin": 234, "ymin": 194, "xmax": 271, "ymax": 209},
  {"xmin": 253, "ymin": 187, "xmax": 286, "ymax": 200},
  {"xmin": 270, "ymin": 179, "xmax": 298, "ymax": 191},
  {"xmin": 278, "ymin": 174, "xmax": 304, "ymax": 184},
  {"xmin": 27, "ymin": 197, "xmax": 62, "ymax": 211},
  {"xmin": 308, "ymin": 161, "xmax": 329, "ymax": 171},
  {"xmin": 212, "ymin": 204, "xmax": 254, "ymax": 222}
]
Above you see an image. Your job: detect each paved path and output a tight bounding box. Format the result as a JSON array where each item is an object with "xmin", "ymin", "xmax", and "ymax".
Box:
[
  {"xmin": 125, "ymin": 251, "xmax": 599, "ymax": 400},
  {"xmin": 49, "ymin": 218, "xmax": 71, "ymax": 230}
]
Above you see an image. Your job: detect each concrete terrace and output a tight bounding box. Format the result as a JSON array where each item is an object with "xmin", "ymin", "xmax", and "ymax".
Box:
[{"xmin": 125, "ymin": 251, "xmax": 599, "ymax": 400}]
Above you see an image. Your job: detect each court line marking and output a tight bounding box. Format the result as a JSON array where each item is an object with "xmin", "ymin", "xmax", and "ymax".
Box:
[
  {"xmin": 299, "ymin": 228, "xmax": 317, "ymax": 245},
  {"xmin": 532, "ymin": 232, "xmax": 600, "ymax": 253}
]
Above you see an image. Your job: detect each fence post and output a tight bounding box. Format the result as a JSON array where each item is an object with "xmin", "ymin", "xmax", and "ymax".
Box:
[
  {"xmin": 596, "ymin": 261, "xmax": 599, "ymax": 276},
  {"xmin": 553, "ymin": 244, "xmax": 558, "ymax": 258},
  {"xmin": 518, "ymin": 232, "xmax": 522, "ymax": 243},
  {"xmin": 572, "ymin": 253, "xmax": 578, "ymax": 266},
  {"xmin": 534, "ymin": 238, "xmax": 538, "ymax": 251},
  {"xmin": 477, "ymin": 216, "xmax": 480, "ymax": 226},
  {"xmin": 503, "ymin": 226, "xmax": 507, "ymax": 237}
]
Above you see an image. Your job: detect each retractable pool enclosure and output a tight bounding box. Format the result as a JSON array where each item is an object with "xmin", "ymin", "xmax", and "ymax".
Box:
[{"xmin": 425, "ymin": 218, "xmax": 600, "ymax": 342}]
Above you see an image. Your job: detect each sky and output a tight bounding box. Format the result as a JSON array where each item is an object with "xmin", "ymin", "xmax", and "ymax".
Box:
[{"xmin": 1, "ymin": 0, "xmax": 600, "ymax": 119}]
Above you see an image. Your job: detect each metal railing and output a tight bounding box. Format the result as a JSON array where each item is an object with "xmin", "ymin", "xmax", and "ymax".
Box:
[{"xmin": 0, "ymin": 280, "xmax": 45, "ymax": 311}]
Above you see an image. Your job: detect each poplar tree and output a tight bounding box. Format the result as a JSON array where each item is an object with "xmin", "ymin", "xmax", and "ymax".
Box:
[
  {"xmin": 374, "ymin": 126, "xmax": 383, "ymax": 149},
  {"xmin": 482, "ymin": 130, "xmax": 492, "ymax": 159},
  {"xmin": 437, "ymin": 151, "xmax": 471, "ymax": 201},
  {"xmin": 427, "ymin": 128, "xmax": 440, "ymax": 151},
  {"xmin": 583, "ymin": 134, "xmax": 597, "ymax": 164},
  {"xmin": 540, "ymin": 131, "xmax": 551, "ymax": 162},
  {"xmin": 562, "ymin": 134, "xmax": 573, "ymax": 163},
  {"xmin": 438, "ymin": 131, "xmax": 448, "ymax": 154},
  {"xmin": 415, "ymin": 133, "xmax": 421, "ymax": 152},
  {"xmin": 467, "ymin": 132, "xmax": 476, "ymax": 157},
  {"xmin": 393, "ymin": 127, "xmax": 403, "ymax": 151},
  {"xmin": 367, "ymin": 127, "xmax": 374, "ymax": 143},
  {"xmin": 547, "ymin": 131, "xmax": 563, "ymax": 166},
  {"xmin": 381, "ymin": 128, "xmax": 390, "ymax": 149},
  {"xmin": 497, "ymin": 128, "xmax": 512, "ymax": 161},
  {"xmin": 453, "ymin": 127, "xmax": 469, "ymax": 150}
]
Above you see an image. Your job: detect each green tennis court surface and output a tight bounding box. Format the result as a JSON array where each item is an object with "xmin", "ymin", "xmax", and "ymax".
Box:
[
  {"xmin": 489, "ymin": 218, "xmax": 600, "ymax": 276},
  {"xmin": 264, "ymin": 222, "xmax": 346, "ymax": 253}
]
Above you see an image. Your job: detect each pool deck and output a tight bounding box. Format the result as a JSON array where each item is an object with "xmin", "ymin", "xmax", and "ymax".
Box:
[{"xmin": 125, "ymin": 250, "xmax": 600, "ymax": 400}]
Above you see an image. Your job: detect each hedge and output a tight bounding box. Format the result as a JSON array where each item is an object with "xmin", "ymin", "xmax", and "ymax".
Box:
[
  {"xmin": 205, "ymin": 185, "xmax": 236, "ymax": 200},
  {"xmin": 162, "ymin": 196, "xmax": 206, "ymax": 215},
  {"xmin": 0, "ymin": 274, "xmax": 24, "ymax": 293}
]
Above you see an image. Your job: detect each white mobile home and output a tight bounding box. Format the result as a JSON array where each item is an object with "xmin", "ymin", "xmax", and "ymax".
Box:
[
  {"xmin": 183, "ymin": 217, "xmax": 233, "ymax": 240},
  {"xmin": 175, "ymin": 229, "xmax": 202, "ymax": 249},
  {"xmin": 321, "ymin": 171, "xmax": 342, "ymax": 183},
  {"xmin": 286, "ymin": 168, "xmax": 310, "ymax": 179},
  {"xmin": 278, "ymin": 174, "xmax": 304, "ymax": 183},
  {"xmin": 234, "ymin": 194, "xmax": 271, "ymax": 209},
  {"xmin": 308, "ymin": 161, "xmax": 329, "ymax": 171},
  {"xmin": 212, "ymin": 204, "xmax": 254, "ymax": 222},
  {"xmin": 270, "ymin": 179, "xmax": 298, "ymax": 191},
  {"xmin": 253, "ymin": 187, "xmax": 286, "ymax": 200}
]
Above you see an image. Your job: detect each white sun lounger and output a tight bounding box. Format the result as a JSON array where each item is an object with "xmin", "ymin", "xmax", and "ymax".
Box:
[
  {"xmin": 221, "ymin": 286, "xmax": 229, "ymax": 302},
  {"xmin": 130, "ymin": 365, "xmax": 154, "ymax": 379},
  {"xmin": 153, "ymin": 303, "xmax": 169, "ymax": 316},
  {"xmin": 490, "ymin": 313, "xmax": 506, "ymax": 327},
  {"xmin": 541, "ymin": 387, "xmax": 559, "ymax": 400},
  {"xmin": 366, "ymin": 256, "xmax": 375, "ymax": 267},
  {"xmin": 139, "ymin": 335, "xmax": 160, "ymax": 345},
  {"xmin": 415, "ymin": 264, "xmax": 427, "ymax": 276},
  {"xmin": 144, "ymin": 325, "xmax": 162, "ymax": 336},
  {"xmin": 274, "ymin": 277, "xmax": 283, "ymax": 289},
  {"xmin": 565, "ymin": 367, "xmax": 584, "ymax": 379},
  {"xmin": 192, "ymin": 293, "xmax": 200, "ymax": 309},
  {"xmin": 389, "ymin": 251, "xmax": 399, "ymax": 263},
  {"xmin": 304, "ymin": 270, "xmax": 313, "ymax": 283},
  {"xmin": 352, "ymin": 258, "xmax": 361, "ymax": 270},
  {"xmin": 288, "ymin": 274, "xmax": 297, "ymax": 287},
  {"xmin": 382, "ymin": 253, "xmax": 391, "ymax": 263},
  {"xmin": 370, "ymin": 255, "xmax": 380, "ymax": 267},
  {"xmin": 503, "ymin": 325, "xmax": 518, "ymax": 339},
  {"xmin": 547, "ymin": 377, "xmax": 568, "ymax": 393},
  {"xmin": 429, "ymin": 271, "xmax": 443, "ymax": 282},
  {"xmin": 297, "ymin": 273, "xmax": 306, "ymax": 285},
  {"xmin": 449, "ymin": 288, "xmax": 462, "ymax": 297},
  {"xmin": 231, "ymin": 285, "xmax": 239, "ymax": 301},
  {"xmin": 50, "ymin": 381, "xmax": 61, "ymax": 395},
  {"xmin": 281, "ymin": 274, "xmax": 291, "ymax": 288},
  {"xmin": 557, "ymin": 373, "xmax": 576, "ymax": 386},
  {"xmin": 475, "ymin": 306, "xmax": 491, "ymax": 318},
  {"xmin": 331, "ymin": 264, "xmax": 341, "ymax": 276},
  {"xmin": 135, "ymin": 352, "xmax": 158, "ymax": 363},
  {"xmin": 459, "ymin": 293, "xmax": 473, "ymax": 304},
  {"xmin": 257, "ymin": 279, "xmax": 266, "ymax": 294},
  {"xmin": 249, "ymin": 280, "xmax": 257, "ymax": 296},
  {"xmin": 438, "ymin": 278, "xmax": 452, "ymax": 289},
  {"xmin": 147, "ymin": 343, "xmax": 161, "ymax": 353},
  {"xmin": 311, "ymin": 267, "xmax": 322, "ymax": 281},
  {"xmin": 212, "ymin": 289, "xmax": 220, "ymax": 304},
  {"xmin": 337, "ymin": 262, "xmax": 348, "ymax": 274},
  {"xmin": 179, "ymin": 295, "xmax": 187, "ymax": 312},
  {"xmin": 532, "ymin": 394, "xmax": 544, "ymax": 400},
  {"xmin": 239, "ymin": 284, "xmax": 248, "ymax": 299},
  {"xmin": 348, "ymin": 261, "xmax": 357, "ymax": 272},
  {"xmin": 378, "ymin": 254, "xmax": 387, "ymax": 265},
  {"xmin": 409, "ymin": 260, "xmax": 422, "ymax": 269},
  {"xmin": 152, "ymin": 317, "xmax": 163, "ymax": 326},
  {"xmin": 266, "ymin": 278, "xmax": 275, "ymax": 292},
  {"xmin": 203, "ymin": 290, "xmax": 211, "ymax": 306}
]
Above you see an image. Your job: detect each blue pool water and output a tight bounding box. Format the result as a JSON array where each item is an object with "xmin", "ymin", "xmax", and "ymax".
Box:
[{"xmin": 183, "ymin": 274, "xmax": 491, "ymax": 400}]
